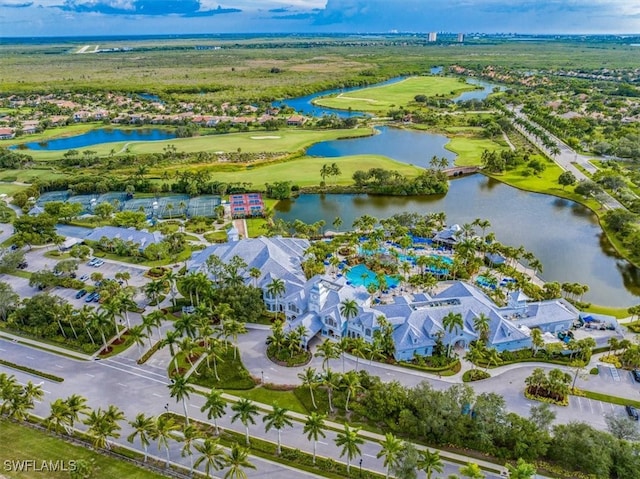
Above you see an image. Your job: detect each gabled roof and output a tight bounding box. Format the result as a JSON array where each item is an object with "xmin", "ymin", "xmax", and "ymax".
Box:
[{"xmin": 84, "ymin": 226, "xmax": 164, "ymax": 248}]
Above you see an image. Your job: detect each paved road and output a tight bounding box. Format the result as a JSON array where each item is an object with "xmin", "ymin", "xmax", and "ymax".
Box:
[
  {"xmin": 0, "ymin": 338, "xmax": 511, "ymax": 479},
  {"xmin": 509, "ymin": 107, "xmax": 624, "ymax": 211}
]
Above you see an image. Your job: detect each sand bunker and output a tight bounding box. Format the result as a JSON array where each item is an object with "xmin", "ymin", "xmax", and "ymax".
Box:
[{"xmin": 250, "ymin": 136, "xmax": 281, "ymax": 140}]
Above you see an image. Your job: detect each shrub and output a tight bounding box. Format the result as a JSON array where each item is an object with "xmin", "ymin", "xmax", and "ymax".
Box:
[
  {"xmin": 600, "ymin": 355, "xmax": 622, "ymax": 369},
  {"xmin": 590, "ymin": 367, "xmax": 599, "ymax": 375},
  {"xmin": 463, "ymin": 369, "xmax": 491, "ymax": 382}
]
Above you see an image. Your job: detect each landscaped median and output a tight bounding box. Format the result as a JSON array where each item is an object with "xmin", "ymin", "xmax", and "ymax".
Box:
[{"xmin": 0, "ymin": 359, "xmax": 64, "ymax": 382}]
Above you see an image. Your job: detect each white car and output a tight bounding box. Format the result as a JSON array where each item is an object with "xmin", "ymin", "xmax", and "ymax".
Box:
[{"xmin": 79, "ymin": 274, "xmax": 89, "ymax": 281}]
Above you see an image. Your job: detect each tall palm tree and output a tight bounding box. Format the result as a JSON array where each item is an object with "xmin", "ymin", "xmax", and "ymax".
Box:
[
  {"xmin": 46, "ymin": 399, "xmax": 72, "ymax": 435},
  {"xmin": 89, "ymin": 309, "xmax": 112, "ymax": 352},
  {"xmin": 266, "ymin": 278, "xmax": 286, "ymax": 319},
  {"xmin": 341, "ymin": 370, "xmax": 362, "ymax": 412},
  {"xmin": 322, "ymin": 369, "xmax": 340, "ymax": 414},
  {"xmin": 376, "ymin": 433, "xmax": 404, "ymax": 479},
  {"xmin": 152, "ymin": 415, "xmax": 181, "ymax": 468},
  {"xmin": 161, "ymin": 330, "xmax": 181, "ymax": 373},
  {"xmin": 484, "ymin": 348, "xmax": 502, "ymax": 372},
  {"xmin": 83, "ymin": 407, "xmax": 123, "ymax": 450},
  {"xmin": 334, "ymin": 423, "xmax": 364, "ymax": 475},
  {"xmin": 303, "ymin": 412, "xmax": 327, "ymax": 465},
  {"xmin": 298, "ymin": 367, "xmax": 319, "ymax": 409},
  {"xmin": 169, "ymin": 374, "xmax": 196, "ymax": 425},
  {"xmin": 249, "ymin": 267, "xmax": 261, "ymax": 288},
  {"xmin": 262, "ymin": 406, "xmax": 293, "ymax": 455},
  {"xmin": 442, "ymin": 311, "xmax": 464, "ymax": 358},
  {"xmin": 128, "ymin": 324, "xmax": 148, "ymax": 355},
  {"xmin": 63, "ymin": 394, "xmax": 89, "ymax": 430},
  {"xmin": 224, "ymin": 319, "xmax": 247, "ymax": 359},
  {"xmin": 223, "ymin": 443, "xmax": 256, "ymax": 479},
  {"xmin": 340, "ymin": 299, "xmax": 359, "ymax": 322},
  {"xmin": 181, "ymin": 423, "xmax": 202, "ymax": 476},
  {"xmin": 350, "ymin": 337, "xmax": 368, "ymax": 371},
  {"xmin": 194, "ymin": 438, "xmax": 226, "ymax": 477},
  {"xmin": 417, "ymin": 449, "xmax": 445, "ymax": 479},
  {"xmin": 144, "ymin": 310, "xmax": 165, "ymax": 343},
  {"xmin": 144, "ymin": 279, "xmax": 167, "ymax": 310},
  {"xmin": 201, "ymin": 388, "xmax": 226, "ymax": 435},
  {"xmin": 127, "ymin": 413, "xmax": 155, "ymax": 462},
  {"xmin": 473, "ymin": 313, "xmax": 490, "ymax": 344},
  {"xmin": 204, "ymin": 339, "xmax": 223, "ymax": 381},
  {"xmin": 315, "ymin": 339, "xmax": 339, "ymax": 372},
  {"xmin": 230, "ymin": 399, "xmax": 259, "ymax": 446}
]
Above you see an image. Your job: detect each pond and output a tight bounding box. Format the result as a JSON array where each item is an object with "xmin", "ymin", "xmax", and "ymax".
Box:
[
  {"xmin": 13, "ymin": 128, "xmax": 176, "ymax": 151},
  {"xmin": 274, "ymin": 175, "xmax": 640, "ymax": 307},
  {"xmin": 306, "ymin": 126, "xmax": 457, "ymax": 168}
]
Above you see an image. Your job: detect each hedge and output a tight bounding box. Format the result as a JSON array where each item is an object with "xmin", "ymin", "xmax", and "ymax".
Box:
[{"xmin": 0, "ymin": 359, "xmax": 64, "ymax": 382}]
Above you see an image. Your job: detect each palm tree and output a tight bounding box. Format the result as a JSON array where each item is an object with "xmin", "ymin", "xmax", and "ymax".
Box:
[
  {"xmin": 144, "ymin": 279, "xmax": 167, "ymax": 310},
  {"xmin": 181, "ymin": 423, "xmax": 202, "ymax": 476},
  {"xmin": 194, "ymin": 438, "xmax": 226, "ymax": 477},
  {"xmin": 303, "ymin": 412, "xmax": 327, "ymax": 465},
  {"xmin": 200, "ymin": 388, "xmax": 226, "ymax": 435},
  {"xmin": 64, "ymin": 394, "xmax": 89, "ymax": 430},
  {"xmin": 161, "ymin": 330, "xmax": 181, "ymax": 373},
  {"xmin": 266, "ymin": 278, "xmax": 286, "ymax": 319},
  {"xmin": 152, "ymin": 415, "xmax": 181, "ymax": 468},
  {"xmin": 230, "ymin": 399, "xmax": 259, "ymax": 446},
  {"xmin": 224, "ymin": 319, "xmax": 247, "ymax": 359},
  {"xmin": 335, "ymin": 423, "xmax": 364, "ymax": 475},
  {"xmin": 531, "ymin": 328, "xmax": 544, "ymax": 356},
  {"xmin": 340, "ymin": 299, "xmax": 359, "ymax": 322},
  {"xmin": 315, "ymin": 338, "xmax": 339, "ymax": 372},
  {"xmin": 128, "ymin": 324, "xmax": 148, "ymax": 355},
  {"xmin": 484, "ymin": 348, "xmax": 502, "ymax": 372},
  {"xmin": 89, "ymin": 309, "xmax": 112, "ymax": 352},
  {"xmin": 459, "ymin": 462, "xmax": 485, "ymax": 478},
  {"xmin": 322, "ymin": 369, "xmax": 340, "ymax": 414},
  {"xmin": 341, "ymin": 370, "xmax": 362, "ymax": 412},
  {"xmin": 262, "ymin": 406, "xmax": 293, "ymax": 455},
  {"xmin": 473, "ymin": 313, "xmax": 490, "ymax": 344},
  {"xmin": 204, "ymin": 339, "xmax": 223, "ymax": 382},
  {"xmin": 249, "ymin": 267, "xmax": 261, "ymax": 288},
  {"xmin": 169, "ymin": 375, "xmax": 196, "ymax": 425},
  {"xmin": 223, "ymin": 443, "xmax": 256, "ymax": 479},
  {"xmin": 127, "ymin": 413, "xmax": 155, "ymax": 462},
  {"xmin": 83, "ymin": 407, "xmax": 123, "ymax": 450},
  {"xmin": 442, "ymin": 311, "xmax": 464, "ymax": 358},
  {"xmin": 350, "ymin": 337, "xmax": 368, "ymax": 371},
  {"xmin": 377, "ymin": 433, "xmax": 404, "ymax": 479},
  {"xmin": 417, "ymin": 449, "xmax": 445, "ymax": 479},
  {"xmin": 46, "ymin": 399, "xmax": 72, "ymax": 435},
  {"xmin": 505, "ymin": 458, "xmax": 536, "ymax": 479},
  {"xmin": 298, "ymin": 367, "xmax": 319, "ymax": 409}
]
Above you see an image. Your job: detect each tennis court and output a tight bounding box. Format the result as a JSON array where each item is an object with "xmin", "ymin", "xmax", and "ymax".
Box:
[
  {"xmin": 122, "ymin": 197, "xmax": 157, "ymax": 216},
  {"xmin": 67, "ymin": 194, "xmax": 99, "ymax": 214},
  {"xmin": 187, "ymin": 195, "xmax": 221, "ymax": 218},
  {"xmin": 97, "ymin": 192, "xmax": 128, "ymax": 210},
  {"xmin": 155, "ymin": 195, "xmax": 190, "ymax": 219},
  {"xmin": 36, "ymin": 190, "xmax": 69, "ymax": 205}
]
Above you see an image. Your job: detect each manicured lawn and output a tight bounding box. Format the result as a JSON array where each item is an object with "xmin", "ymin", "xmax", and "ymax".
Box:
[
  {"xmin": 22, "ymin": 127, "xmax": 373, "ymax": 160},
  {"xmin": 582, "ymin": 304, "xmax": 630, "ymax": 319},
  {"xmin": 445, "ymin": 136, "xmax": 508, "ymax": 166},
  {"xmin": 230, "ymin": 387, "xmax": 309, "ymax": 415},
  {"xmin": 314, "ymin": 76, "xmax": 477, "ymax": 113},
  {"xmin": 245, "ymin": 218, "xmax": 267, "ymax": 238},
  {"xmin": 0, "ymin": 168, "xmax": 68, "ymax": 183},
  {"xmin": 0, "ymin": 419, "xmax": 169, "ymax": 479},
  {"xmin": 174, "ymin": 154, "xmax": 422, "ymax": 189},
  {"xmin": 189, "ymin": 344, "xmax": 255, "ymax": 390},
  {"xmin": 0, "ymin": 183, "xmax": 27, "ymax": 196}
]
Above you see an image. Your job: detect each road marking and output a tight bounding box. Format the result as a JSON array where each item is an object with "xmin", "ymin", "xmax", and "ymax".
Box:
[
  {"xmin": 85, "ymin": 373, "xmax": 95, "ymax": 378},
  {"xmin": 104, "ymin": 358, "xmax": 167, "ymax": 379},
  {"xmin": 363, "ymin": 453, "xmax": 377, "ymax": 458},
  {"xmin": 153, "ymin": 393, "xmax": 162, "ymax": 397},
  {"xmin": 98, "ymin": 361, "xmax": 169, "ymax": 385},
  {"xmin": 0, "ymin": 348, "xmax": 5, "ymax": 351},
  {"xmin": 55, "ymin": 364, "xmax": 64, "ymax": 369},
  {"xmin": 26, "ymin": 356, "xmax": 34, "ymax": 359},
  {"xmin": 317, "ymin": 441, "xmax": 328, "ymax": 446},
  {"xmin": 117, "ymin": 382, "xmax": 126, "ymax": 387}
]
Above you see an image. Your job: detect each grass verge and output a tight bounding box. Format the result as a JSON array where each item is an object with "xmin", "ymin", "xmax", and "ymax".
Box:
[{"xmin": 0, "ymin": 359, "xmax": 64, "ymax": 382}]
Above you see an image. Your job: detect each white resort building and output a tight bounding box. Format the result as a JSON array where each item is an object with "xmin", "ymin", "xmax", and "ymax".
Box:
[{"xmin": 188, "ymin": 237, "xmax": 580, "ymax": 360}]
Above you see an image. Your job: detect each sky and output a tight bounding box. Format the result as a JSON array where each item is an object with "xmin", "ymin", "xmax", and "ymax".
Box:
[{"xmin": 1, "ymin": 0, "xmax": 639, "ymax": 37}]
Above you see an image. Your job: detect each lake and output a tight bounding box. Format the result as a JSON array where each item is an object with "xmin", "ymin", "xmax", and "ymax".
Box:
[
  {"xmin": 274, "ymin": 175, "xmax": 640, "ymax": 307},
  {"xmin": 307, "ymin": 126, "xmax": 457, "ymax": 167},
  {"xmin": 14, "ymin": 128, "xmax": 176, "ymax": 151}
]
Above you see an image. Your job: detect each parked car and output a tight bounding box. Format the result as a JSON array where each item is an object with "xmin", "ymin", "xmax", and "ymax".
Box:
[
  {"xmin": 93, "ymin": 260, "xmax": 105, "ymax": 268},
  {"xmin": 16, "ymin": 261, "xmax": 28, "ymax": 270},
  {"xmin": 75, "ymin": 289, "xmax": 87, "ymax": 299},
  {"xmin": 625, "ymin": 405, "xmax": 639, "ymax": 421},
  {"xmin": 84, "ymin": 292, "xmax": 96, "ymax": 303},
  {"xmin": 87, "ymin": 258, "xmax": 98, "ymax": 266},
  {"xmin": 92, "ymin": 293, "xmax": 101, "ymax": 303},
  {"xmin": 79, "ymin": 274, "xmax": 89, "ymax": 281}
]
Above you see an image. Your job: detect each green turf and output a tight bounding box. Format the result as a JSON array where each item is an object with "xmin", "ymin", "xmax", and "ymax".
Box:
[
  {"xmin": 445, "ymin": 136, "xmax": 508, "ymax": 166},
  {"xmin": 229, "ymin": 387, "xmax": 309, "ymax": 415},
  {"xmin": 177, "ymin": 154, "xmax": 422, "ymax": 188},
  {"xmin": 313, "ymin": 76, "xmax": 477, "ymax": 113},
  {"xmin": 0, "ymin": 183, "xmax": 28, "ymax": 196},
  {"xmin": 20, "ymin": 127, "xmax": 374, "ymax": 161},
  {"xmin": 0, "ymin": 419, "xmax": 169, "ymax": 479},
  {"xmin": 245, "ymin": 218, "xmax": 268, "ymax": 238}
]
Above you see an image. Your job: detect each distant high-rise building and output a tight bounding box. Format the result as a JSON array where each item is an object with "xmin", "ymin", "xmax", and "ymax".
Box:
[
  {"xmin": 428, "ymin": 32, "xmax": 438, "ymax": 42},
  {"xmin": 457, "ymin": 33, "xmax": 465, "ymax": 43}
]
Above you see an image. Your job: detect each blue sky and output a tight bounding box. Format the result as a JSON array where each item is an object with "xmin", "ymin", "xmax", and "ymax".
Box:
[{"xmin": 1, "ymin": 0, "xmax": 639, "ymax": 37}]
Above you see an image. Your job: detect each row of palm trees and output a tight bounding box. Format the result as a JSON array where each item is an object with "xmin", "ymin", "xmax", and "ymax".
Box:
[{"xmin": 0, "ymin": 373, "xmax": 255, "ymax": 479}]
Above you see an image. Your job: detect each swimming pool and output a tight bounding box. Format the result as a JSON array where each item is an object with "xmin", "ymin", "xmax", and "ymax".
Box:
[{"xmin": 345, "ymin": 263, "xmax": 400, "ymax": 289}]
